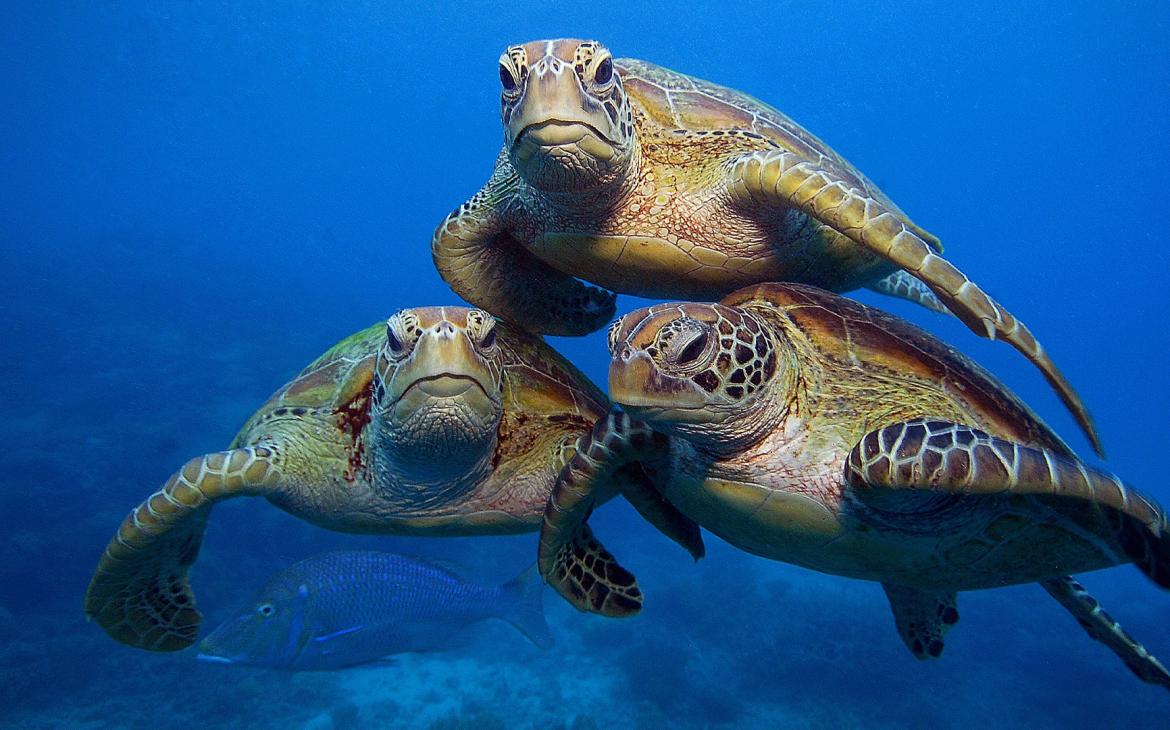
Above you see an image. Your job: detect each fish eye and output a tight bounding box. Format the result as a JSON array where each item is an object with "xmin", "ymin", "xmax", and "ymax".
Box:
[
  {"xmin": 594, "ymin": 57, "xmax": 613, "ymax": 85},
  {"xmin": 257, "ymin": 603, "xmax": 275, "ymax": 617},
  {"xmin": 499, "ymin": 64, "xmax": 518, "ymax": 92}
]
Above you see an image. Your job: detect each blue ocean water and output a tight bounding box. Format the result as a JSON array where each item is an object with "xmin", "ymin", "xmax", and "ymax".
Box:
[{"xmin": 2, "ymin": 2, "xmax": 1169, "ymax": 727}]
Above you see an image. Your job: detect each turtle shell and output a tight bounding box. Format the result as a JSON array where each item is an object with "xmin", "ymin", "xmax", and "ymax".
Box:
[
  {"xmin": 722, "ymin": 282, "xmax": 1071, "ymax": 457},
  {"xmin": 230, "ymin": 323, "xmax": 383, "ymax": 447},
  {"xmin": 495, "ymin": 321, "xmax": 609, "ymax": 423},
  {"xmin": 616, "ymin": 59, "xmax": 941, "ymax": 250}
]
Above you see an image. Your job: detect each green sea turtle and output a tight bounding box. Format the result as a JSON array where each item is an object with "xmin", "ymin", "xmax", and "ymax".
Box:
[
  {"xmin": 538, "ymin": 283, "xmax": 1170, "ymax": 688},
  {"xmin": 433, "ymin": 38, "xmax": 1100, "ymax": 455},
  {"xmin": 86, "ymin": 307, "xmax": 625, "ymax": 652}
]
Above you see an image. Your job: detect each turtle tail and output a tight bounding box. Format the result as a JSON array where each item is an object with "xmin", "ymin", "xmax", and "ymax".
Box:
[{"xmin": 1041, "ymin": 576, "xmax": 1170, "ymax": 690}]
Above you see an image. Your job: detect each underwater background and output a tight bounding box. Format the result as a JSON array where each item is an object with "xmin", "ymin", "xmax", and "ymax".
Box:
[{"xmin": 3, "ymin": 2, "xmax": 1169, "ymax": 727}]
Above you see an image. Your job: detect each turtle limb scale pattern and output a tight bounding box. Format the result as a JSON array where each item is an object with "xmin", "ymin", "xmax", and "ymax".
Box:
[
  {"xmin": 843, "ymin": 419, "xmax": 1170, "ymax": 684},
  {"xmin": 843, "ymin": 418, "xmax": 1169, "ymax": 587},
  {"xmin": 881, "ymin": 583, "xmax": 959, "ymax": 660},
  {"xmin": 727, "ymin": 152, "xmax": 1100, "ymax": 456},
  {"xmin": 432, "ymin": 157, "xmax": 615, "ymax": 337},
  {"xmin": 85, "ymin": 447, "xmax": 282, "ymax": 651},
  {"xmin": 1041, "ymin": 576, "xmax": 1170, "ymax": 689},
  {"xmin": 539, "ymin": 412, "xmax": 702, "ymax": 616},
  {"xmin": 867, "ymin": 270, "xmax": 949, "ymax": 315}
]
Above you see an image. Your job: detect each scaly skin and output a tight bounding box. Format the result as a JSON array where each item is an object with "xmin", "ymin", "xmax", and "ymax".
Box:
[
  {"xmin": 433, "ymin": 39, "xmax": 1100, "ymax": 453},
  {"xmin": 85, "ymin": 447, "xmax": 283, "ymax": 651},
  {"xmin": 539, "ymin": 282, "xmax": 1169, "ymax": 689},
  {"xmin": 85, "ymin": 308, "xmax": 610, "ymax": 651}
]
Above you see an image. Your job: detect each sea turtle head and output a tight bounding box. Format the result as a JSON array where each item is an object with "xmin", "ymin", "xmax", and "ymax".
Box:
[
  {"xmin": 370, "ymin": 307, "xmax": 505, "ymax": 486},
  {"xmin": 499, "ymin": 39, "xmax": 636, "ymax": 193},
  {"xmin": 606, "ymin": 302, "xmax": 788, "ymax": 449}
]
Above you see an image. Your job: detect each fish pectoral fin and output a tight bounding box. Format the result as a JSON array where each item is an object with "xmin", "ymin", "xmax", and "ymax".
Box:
[
  {"xmin": 338, "ymin": 656, "xmax": 400, "ymax": 671},
  {"xmin": 311, "ymin": 625, "xmax": 369, "ymax": 644}
]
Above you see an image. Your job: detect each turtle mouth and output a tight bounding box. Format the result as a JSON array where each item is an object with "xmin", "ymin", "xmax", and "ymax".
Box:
[
  {"xmin": 513, "ymin": 120, "xmax": 615, "ymax": 150},
  {"xmin": 620, "ymin": 402, "xmax": 737, "ymax": 430},
  {"xmin": 398, "ymin": 373, "xmax": 490, "ymax": 401},
  {"xmin": 620, "ymin": 403, "xmax": 707, "ymax": 420}
]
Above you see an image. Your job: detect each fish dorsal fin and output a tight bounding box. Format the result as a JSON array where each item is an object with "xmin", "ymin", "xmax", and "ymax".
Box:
[
  {"xmin": 401, "ymin": 554, "xmax": 478, "ymax": 585},
  {"xmin": 881, "ymin": 583, "xmax": 960, "ymax": 660}
]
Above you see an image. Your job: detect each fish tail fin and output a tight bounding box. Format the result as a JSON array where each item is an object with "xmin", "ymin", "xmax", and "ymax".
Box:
[{"xmin": 501, "ymin": 563, "xmax": 554, "ymax": 649}]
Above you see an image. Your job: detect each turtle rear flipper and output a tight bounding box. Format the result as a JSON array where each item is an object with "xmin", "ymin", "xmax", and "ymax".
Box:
[
  {"xmin": 1041, "ymin": 576, "xmax": 1170, "ymax": 689},
  {"xmin": 84, "ymin": 446, "xmax": 281, "ymax": 651},
  {"xmin": 727, "ymin": 150, "xmax": 1101, "ymax": 456},
  {"xmin": 432, "ymin": 173, "xmax": 616, "ymax": 337},
  {"xmin": 882, "ymin": 584, "xmax": 959, "ymax": 660}
]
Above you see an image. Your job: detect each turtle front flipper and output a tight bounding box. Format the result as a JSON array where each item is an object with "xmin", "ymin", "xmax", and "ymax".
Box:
[
  {"xmin": 844, "ymin": 419, "xmax": 1170, "ymax": 588},
  {"xmin": 432, "ymin": 176, "xmax": 616, "ymax": 337},
  {"xmin": 882, "ymin": 583, "xmax": 959, "ymax": 660},
  {"xmin": 1041, "ymin": 576, "xmax": 1170, "ymax": 690},
  {"xmin": 539, "ymin": 413, "xmax": 697, "ymax": 616},
  {"xmin": 84, "ymin": 446, "xmax": 282, "ymax": 651},
  {"xmin": 726, "ymin": 150, "xmax": 1102, "ymax": 456}
]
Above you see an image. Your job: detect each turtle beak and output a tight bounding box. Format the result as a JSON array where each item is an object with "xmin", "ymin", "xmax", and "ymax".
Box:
[
  {"xmin": 390, "ymin": 320, "xmax": 498, "ymax": 416},
  {"xmin": 609, "ymin": 347, "xmax": 710, "ymax": 417},
  {"xmin": 506, "ymin": 54, "xmax": 617, "ymax": 153}
]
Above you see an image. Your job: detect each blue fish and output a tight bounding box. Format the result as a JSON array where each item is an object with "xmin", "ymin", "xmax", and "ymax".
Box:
[{"xmin": 196, "ymin": 551, "xmax": 551, "ymax": 670}]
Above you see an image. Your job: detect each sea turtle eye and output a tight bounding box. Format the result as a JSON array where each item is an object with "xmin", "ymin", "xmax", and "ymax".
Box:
[
  {"xmin": 594, "ymin": 57, "xmax": 613, "ymax": 85},
  {"xmin": 606, "ymin": 320, "xmax": 622, "ymax": 354},
  {"xmin": 674, "ymin": 330, "xmax": 709, "ymax": 365},
  {"xmin": 500, "ymin": 64, "xmax": 518, "ymax": 92},
  {"xmin": 386, "ymin": 325, "xmax": 405, "ymax": 353},
  {"xmin": 480, "ymin": 324, "xmax": 497, "ymax": 349},
  {"xmin": 257, "ymin": 603, "xmax": 275, "ymax": 617}
]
